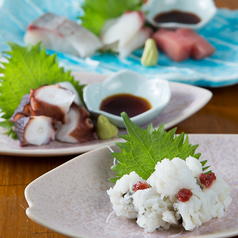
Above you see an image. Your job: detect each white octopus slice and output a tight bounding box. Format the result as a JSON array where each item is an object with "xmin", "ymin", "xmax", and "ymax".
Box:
[
  {"xmin": 9, "ymin": 94, "xmax": 31, "ymax": 122},
  {"xmin": 58, "ymin": 81, "xmax": 82, "ymax": 106},
  {"xmin": 30, "ymin": 84, "xmax": 75, "ymax": 123},
  {"xmin": 56, "ymin": 104, "xmax": 97, "ymax": 143},
  {"xmin": 14, "ymin": 116, "xmax": 56, "ymax": 146}
]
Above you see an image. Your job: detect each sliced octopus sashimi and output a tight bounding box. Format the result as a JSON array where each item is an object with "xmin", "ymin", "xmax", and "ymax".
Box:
[
  {"xmin": 56, "ymin": 104, "xmax": 97, "ymax": 143},
  {"xmin": 30, "ymin": 84, "xmax": 75, "ymax": 123},
  {"xmin": 14, "ymin": 116, "xmax": 56, "ymax": 146},
  {"xmin": 58, "ymin": 81, "xmax": 82, "ymax": 106},
  {"xmin": 10, "ymin": 94, "xmax": 31, "ymax": 122}
]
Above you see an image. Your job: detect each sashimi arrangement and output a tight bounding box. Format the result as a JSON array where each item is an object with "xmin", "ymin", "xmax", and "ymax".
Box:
[
  {"xmin": 24, "ymin": 11, "xmax": 152, "ymax": 60},
  {"xmin": 0, "ymin": 43, "xmax": 100, "ymax": 146},
  {"xmin": 0, "ymin": 42, "xmax": 168, "ymax": 147},
  {"xmin": 23, "ymin": 0, "xmax": 216, "ymax": 64},
  {"xmin": 0, "ymin": 0, "xmax": 217, "ymax": 146},
  {"xmin": 107, "ymin": 112, "xmax": 232, "ymax": 232},
  {"xmin": 10, "ymin": 84, "xmax": 97, "ymax": 146}
]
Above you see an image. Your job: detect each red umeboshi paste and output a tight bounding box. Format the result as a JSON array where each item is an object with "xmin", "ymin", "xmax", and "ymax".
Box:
[
  {"xmin": 177, "ymin": 188, "xmax": 193, "ymax": 202},
  {"xmin": 199, "ymin": 172, "xmax": 216, "ymax": 188},
  {"xmin": 133, "ymin": 181, "xmax": 150, "ymax": 191}
]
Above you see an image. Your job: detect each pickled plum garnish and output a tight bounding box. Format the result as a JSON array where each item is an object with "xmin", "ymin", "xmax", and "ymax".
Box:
[
  {"xmin": 200, "ymin": 172, "xmax": 216, "ymax": 189},
  {"xmin": 177, "ymin": 188, "xmax": 193, "ymax": 202},
  {"xmin": 133, "ymin": 181, "xmax": 150, "ymax": 191}
]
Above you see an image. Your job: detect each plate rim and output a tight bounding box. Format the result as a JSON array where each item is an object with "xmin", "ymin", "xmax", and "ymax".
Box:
[{"xmin": 24, "ymin": 134, "xmax": 238, "ymax": 238}]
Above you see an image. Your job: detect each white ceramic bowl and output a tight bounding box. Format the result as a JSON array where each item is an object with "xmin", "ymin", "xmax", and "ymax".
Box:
[
  {"xmin": 83, "ymin": 70, "xmax": 171, "ymax": 128},
  {"xmin": 143, "ymin": 0, "xmax": 217, "ymax": 29}
]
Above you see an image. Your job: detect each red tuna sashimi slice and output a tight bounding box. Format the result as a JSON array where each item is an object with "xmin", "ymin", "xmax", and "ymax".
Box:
[
  {"xmin": 152, "ymin": 28, "xmax": 215, "ymax": 61},
  {"xmin": 177, "ymin": 28, "xmax": 215, "ymax": 60},
  {"xmin": 152, "ymin": 28, "xmax": 192, "ymax": 62}
]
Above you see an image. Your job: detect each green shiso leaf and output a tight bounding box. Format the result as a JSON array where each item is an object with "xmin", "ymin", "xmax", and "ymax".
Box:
[
  {"xmin": 0, "ymin": 42, "xmax": 84, "ymax": 137},
  {"xmin": 79, "ymin": 0, "xmax": 143, "ymax": 36},
  {"xmin": 0, "ymin": 120, "xmax": 17, "ymax": 139},
  {"xmin": 109, "ymin": 112, "xmax": 209, "ymax": 183}
]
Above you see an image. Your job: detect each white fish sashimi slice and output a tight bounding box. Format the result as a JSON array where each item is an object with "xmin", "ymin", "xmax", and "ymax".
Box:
[
  {"xmin": 100, "ymin": 41, "xmax": 119, "ymax": 52},
  {"xmin": 24, "ymin": 29, "xmax": 77, "ymax": 56},
  {"xmin": 24, "ymin": 13, "xmax": 76, "ymax": 55},
  {"xmin": 29, "ymin": 12, "xmax": 66, "ymax": 30},
  {"xmin": 24, "ymin": 12, "xmax": 102, "ymax": 58},
  {"xmin": 118, "ymin": 27, "xmax": 153, "ymax": 58},
  {"xmin": 101, "ymin": 11, "xmax": 145, "ymax": 48},
  {"xmin": 100, "ymin": 18, "xmax": 118, "ymax": 37},
  {"xmin": 61, "ymin": 20, "xmax": 103, "ymax": 57}
]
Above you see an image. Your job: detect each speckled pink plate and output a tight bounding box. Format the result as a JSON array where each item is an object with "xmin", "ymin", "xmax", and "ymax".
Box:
[
  {"xmin": 0, "ymin": 72, "xmax": 212, "ymax": 157},
  {"xmin": 25, "ymin": 134, "xmax": 238, "ymax": 238}
]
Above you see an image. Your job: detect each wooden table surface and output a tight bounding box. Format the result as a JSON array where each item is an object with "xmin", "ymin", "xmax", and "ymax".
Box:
[{"xmin": 1, "ymin": 1, "xmax": 238, "ymax": 237}]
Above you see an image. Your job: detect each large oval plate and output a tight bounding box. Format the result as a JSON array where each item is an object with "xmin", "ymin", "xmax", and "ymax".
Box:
[
  {"xmin": 0, "ymin": 72, "xmax": 212, "ymax": 157},
  {"xmin": 0, "ymin": 0, "xmax": 238, "ymax": 87},
  {"xmin": 24, "ymin": 134, "xmax": 238, "ymax": 238}
]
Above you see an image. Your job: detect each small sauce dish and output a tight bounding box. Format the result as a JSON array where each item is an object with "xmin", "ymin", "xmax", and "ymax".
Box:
[
  {"xmin": 83, "ymin": 70, "xmax": 171, "ymax": 128},
  {"xmin": 143, "ymin": 0, "xmax": 217, "ymax": 30}
]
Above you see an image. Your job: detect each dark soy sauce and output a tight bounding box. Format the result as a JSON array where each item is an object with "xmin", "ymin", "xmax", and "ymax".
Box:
[
  {"xmin": 100, "ymin": 93, "xmax": 152, "ymax": 118},
  {"xmin": 154, "ymin": 10, "xmax": 201, "ymax": 24}
]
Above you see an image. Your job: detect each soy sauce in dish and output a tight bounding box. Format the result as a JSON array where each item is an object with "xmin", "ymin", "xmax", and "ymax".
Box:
[
  {"xmin": 154, "ymin": 10, "xmax": 201, "ymax": 24},
  {"xmin": 100, "ymin": 93, "xmax": 152, "ymax": 118}
]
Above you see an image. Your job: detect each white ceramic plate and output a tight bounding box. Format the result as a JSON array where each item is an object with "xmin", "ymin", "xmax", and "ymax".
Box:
[
  {"xmin": 24, "ymin": 134, "xmax": 238, "ymax": 238},
  {"xmin": 0, "ymin": 72, "xmax": 212, "ymax": 157}
]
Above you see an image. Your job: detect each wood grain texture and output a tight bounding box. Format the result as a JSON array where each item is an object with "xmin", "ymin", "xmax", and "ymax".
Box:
[
  {"xmin": 176, "ymin": 84, "xmax": 238, "ymax": 134},
  {"xmin": 0, "ymin": 155, "xmax": 70, "ymax": 237},
  {"xmin": 0, "ymin": 1, "xmax": 238, "ymax": 237}
]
